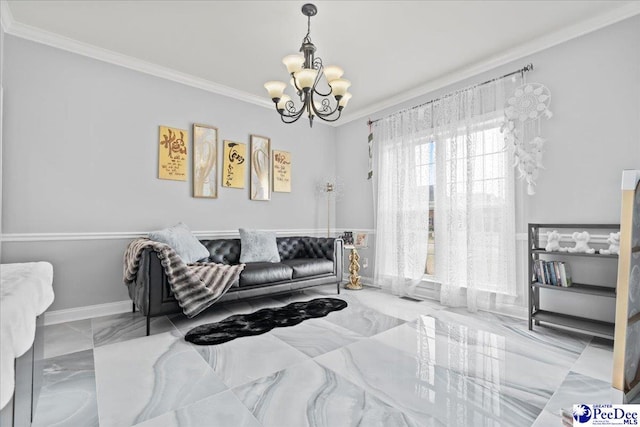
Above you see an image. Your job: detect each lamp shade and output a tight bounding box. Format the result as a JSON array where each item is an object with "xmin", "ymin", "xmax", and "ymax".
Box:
[
  {"xmin": 329, "ymin": 78, "xmax": 351, "ymax": 97},
  {"xmin": 323, "ymin": 66, "xmax": 344, "ymax": 83},
  {"xmin": 264, "ymin": 81, "xmax": 287, "ymax": 100},
  {"xmin": 277, "ymin": 94, "xmax": 292, "ymax": 111},
  {"xmin": 338, "ymin": 92, "xmax": 352, "ymax": 108},
  {"xmin": 282, "ymin": 54, "xmax": 304, "ymax": 74},
  {"xmin": 295, "ymin": 68, "xmax": 319, "ymax": 90}
]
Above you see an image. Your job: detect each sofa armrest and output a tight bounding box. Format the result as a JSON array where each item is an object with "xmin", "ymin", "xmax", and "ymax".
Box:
[
  {"xmin": 127, "ymin": 247, "xmax": 152, "ymax": 315},
  {"xmin": 334, "ymin": 238, "xmax": 344, "ymax": 283},
  {"xmin": 127, "ymin": 247, "xmax": 171, "ymax": 316}
]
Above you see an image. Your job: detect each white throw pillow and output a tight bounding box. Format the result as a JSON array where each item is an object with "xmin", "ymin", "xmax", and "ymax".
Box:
[
  {"xmin": 239, "ymin": 229, "xmax": 281, "ymax": 263},
  {"xmin": 148, "ymin": 223, "xmax": 210, "ymax": 264}
]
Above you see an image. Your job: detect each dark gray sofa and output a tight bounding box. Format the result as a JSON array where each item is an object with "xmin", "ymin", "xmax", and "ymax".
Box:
[{"xmin": 127, "ymin": 236, "xmax": 343, "ymax": 334}]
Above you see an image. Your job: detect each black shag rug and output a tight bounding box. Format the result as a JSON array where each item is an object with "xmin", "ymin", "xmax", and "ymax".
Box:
[{"xmin": 184, "ymin": 297, "xmax": 348, "ymax": 346}]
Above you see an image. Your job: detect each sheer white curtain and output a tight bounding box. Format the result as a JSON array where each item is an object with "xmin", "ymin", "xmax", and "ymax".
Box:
[
  {"xmin": 373, "ymin": 78, "xmax": 518, "ymax": 310},
  {"xmin": 373, "ymin": 110, "xmax": 430, "ymax": 295},
  {"xmin": 432, "ymin": 79, "xmax": 517, "ymax": 311}
]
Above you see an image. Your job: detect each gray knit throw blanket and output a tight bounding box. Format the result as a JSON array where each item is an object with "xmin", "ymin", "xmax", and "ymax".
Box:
[{"xmin": 123, "ymin": 238, "xmax": 245, "ymax": 318}]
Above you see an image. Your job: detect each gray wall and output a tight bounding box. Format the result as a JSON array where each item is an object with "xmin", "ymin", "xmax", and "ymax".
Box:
[
  {"xmin": 335, "ymin": 15, "xmax": 640, "ymax": 319},
  {"xmin": 3, "ymin": 15, "xmax": 639, "ymax": 316},
  {"xmin": 1, "ymin": 35, "xmax": 337, "ymax": 311}
]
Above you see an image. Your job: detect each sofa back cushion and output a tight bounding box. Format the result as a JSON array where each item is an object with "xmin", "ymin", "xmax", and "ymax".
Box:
[
  {"xmin": 202, "ymin": 236, "xmax": 335, "ymax": 264},
  {"xmin": 278, "ymin": 237, "xmax": 335, "ymax": 261},
  {"xmin": 203, "ymin": 239, "xmax": 241, "ymax": 265}
]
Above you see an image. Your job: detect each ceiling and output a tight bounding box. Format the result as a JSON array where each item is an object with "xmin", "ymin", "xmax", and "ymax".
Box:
[{"xmin": 4, "ymin": 1, "xmax": 640, "ymax": 124}]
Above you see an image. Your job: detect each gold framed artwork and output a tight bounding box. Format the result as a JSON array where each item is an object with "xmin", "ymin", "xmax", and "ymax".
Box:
[
  {"xmin": 272, "ymin": 150, "xmax": 291, "ymax": 193},
  {"xmin": 158, "ymin": 126, "xmax": 188, "ymax": 181},
  {"xmin": 250, "ymin": 135, "xmax": 270, "ymax": 201},
  {"xmin": 192, "ymin": 124, "xmax": 218, "ymax": 198},
  {"xmin": 222, "ymin": 140, "xmax": 246, "ymax": 189}
]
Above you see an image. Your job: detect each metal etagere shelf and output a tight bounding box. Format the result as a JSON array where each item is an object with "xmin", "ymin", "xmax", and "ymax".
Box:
[{"xmin": 528, "ymin": 223, "xmax": 619, "ymax": 340}]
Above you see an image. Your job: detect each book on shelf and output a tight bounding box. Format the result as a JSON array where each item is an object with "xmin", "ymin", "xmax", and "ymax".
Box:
[
  {"xmin": 554, "ymin": 262, "xmax": 562, "ymax": 286},
  {"xmin": 533, "ymin": 260, "xmax": 573, "ymax": 287},
  {"xmin": 549, "ymin": 262, "xmax": 558, "ymax": 286},
  {"xmin": 544, "ymin": 261, "xmax": 552, "ymax": 284},
  {"xmin": 560, "ymin": 262, "xmax": 572, "ymax": 287}
]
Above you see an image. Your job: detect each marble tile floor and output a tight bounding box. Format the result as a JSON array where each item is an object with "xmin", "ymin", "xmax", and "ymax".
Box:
[{"xmin": 33, "ymin": 285, "xmax": 617, "ymax": 427}]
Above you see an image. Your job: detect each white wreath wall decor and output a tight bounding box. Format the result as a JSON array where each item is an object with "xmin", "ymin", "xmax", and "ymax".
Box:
[{"xmin": 501, "ymin": 83, "xmax": 553, "ymax": 195}]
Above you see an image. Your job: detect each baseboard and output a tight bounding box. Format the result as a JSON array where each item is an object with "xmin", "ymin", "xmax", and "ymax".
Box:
[
  {"xmin": 360, "ymin": 277, "xmax": 375, "ymax": 287},
  {"xmin": 44, "ymin": 300, "xmax": 132, "ymax": 325}
]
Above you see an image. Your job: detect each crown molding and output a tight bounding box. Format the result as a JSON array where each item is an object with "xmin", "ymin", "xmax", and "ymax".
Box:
[
  {"xmin": 2, "ymin": 1, "xmax": 639, "ymax": 127},
  {"xmin": 1, "ymin": 3, "xmax": 272, "ymax": 110},
  {"xmin": 339, "ymin": 2, "xmax": 640, "ymax": 125}
]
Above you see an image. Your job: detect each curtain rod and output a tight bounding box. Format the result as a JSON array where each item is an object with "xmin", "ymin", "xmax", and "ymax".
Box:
[{"xmin": 367, "ymin": 63, "xmax": 534, "ymax": 126}]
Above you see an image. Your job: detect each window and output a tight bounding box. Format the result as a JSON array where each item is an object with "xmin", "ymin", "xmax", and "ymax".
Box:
[
  {"xmin": 416, "ymin": 119, "xmax": 508, "ymax": 282},
  {"xmin": 415, "ymin": 140, "xmax": 435, "ymax": 275}
]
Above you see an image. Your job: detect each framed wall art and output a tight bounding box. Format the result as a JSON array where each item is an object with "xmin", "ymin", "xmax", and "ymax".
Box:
[
  {"xmin": 158, "ymin": 125, "xmax": 188, "ymax": 181},
  {"xmin": 250, "ymin": 135, "xmax": 271, "ymax": 201},
  {"xmin": 192, "ymin": 124, "xmax": 218, "ymax": 198},
  {"xmin": 222, "ymin": 140, "xmax": 246, "ymax": 188},
  {"xmin": 355, "ymin": 232, "xmax": 369, "ymax": 248},
  {"xmin": 272, "ymin": 150, "xmax": 291, "ymax": 193}
]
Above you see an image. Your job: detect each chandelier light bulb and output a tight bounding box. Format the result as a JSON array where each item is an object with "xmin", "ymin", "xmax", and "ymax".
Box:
[
  {"xmin": 264, "ymin": 81, "xmax": 287, "ymax": 101},
  {"xmin": 329, "ymin": 78, "xmax": 351, "ymax": 98},
  {"xmin": 282, "ymin": 54, "xmax": 305, "ymax": 74},
  {"xmin": 323, "ymin": 66, "xmax": 344, "ymax": 83}
]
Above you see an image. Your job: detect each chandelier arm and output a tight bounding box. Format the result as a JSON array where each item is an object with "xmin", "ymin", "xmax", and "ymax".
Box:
[
  {"xmin": 310, "ymin": 95, "xmax": 332, "ymax": 115},
  {"xmin": 315, "ymin": 109, "xmax": 343, "ymax": 123},
  {"xmin": 277, "ymin": 100, "xmax": 306, "ymax": 121},
  {"xmin": 280, "ymin": 113, "xmax": 304, "ymax": 124},
  {"xmin": 312, "ymin": 57, "xmax": 323, "ymax": 70},
  {"xmin": 284, "ymin": 99, "xmax": 299, "ymax": 116},
  {"xmin": 278, "ymin": 106, "xmax": 305, "ymax": 120},
  {"xmin": 312, "ymin": 85, "xmax": 333, "ymax": 98},
  {"xmin": 309, "ymin": 94, "xmax": 340, "ymax": 120},
  {"xmin": 310, "ymin": 59, "xmax": 332, "ymax": 97},
  {"xmin": 308, "ymin": 57, "xmax": 334, "ymax": 97}
]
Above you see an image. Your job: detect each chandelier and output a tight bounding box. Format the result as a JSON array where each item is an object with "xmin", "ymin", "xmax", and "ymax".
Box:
[{"xmin": 264, "ymin": 3, "xmax": 351, "ymax": 127}]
